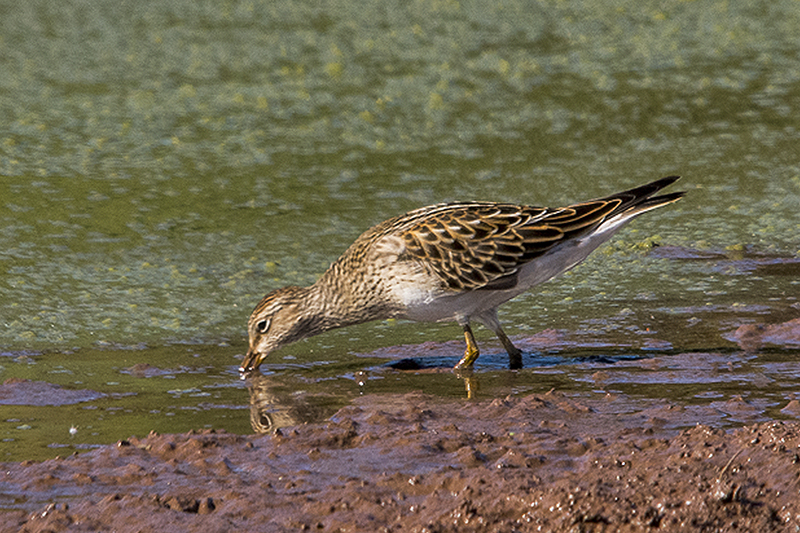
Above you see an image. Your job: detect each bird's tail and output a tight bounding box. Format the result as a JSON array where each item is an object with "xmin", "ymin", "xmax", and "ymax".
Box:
[
  {"xmin": 604, "ymin": 175, "xmax": 685, "ymax": 217},
  {"xmin": 591, "ymin": 175, "xmax": 685, "ymax": 236}
]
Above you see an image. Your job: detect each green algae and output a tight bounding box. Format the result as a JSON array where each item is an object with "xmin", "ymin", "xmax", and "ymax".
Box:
[{"xmin": 1, "ymin": 0, "xmax": 800, "ymax": 461}]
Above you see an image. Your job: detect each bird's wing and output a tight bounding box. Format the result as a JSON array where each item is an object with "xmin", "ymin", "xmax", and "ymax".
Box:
[
  {"xmin": 364, "ymin": 176, "xmax": 683, "ymax": 292},
  {"xmin": 388, "ymin": 200, "xmax": 622, "ymax": 291}
]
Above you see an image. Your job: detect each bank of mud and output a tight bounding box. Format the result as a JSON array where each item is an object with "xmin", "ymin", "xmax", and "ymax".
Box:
[{"xmin": 2, "ymin": 389, "xmax": 799, "ymax": 532}]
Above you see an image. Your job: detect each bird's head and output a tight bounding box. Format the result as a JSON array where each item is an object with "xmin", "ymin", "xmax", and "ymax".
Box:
[{"xmin": 240, "ymin": 286, "xmax": 313, "ymax": 373}]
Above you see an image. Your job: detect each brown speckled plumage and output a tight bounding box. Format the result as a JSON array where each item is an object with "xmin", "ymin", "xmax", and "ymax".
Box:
[{"xmin": 242, "ymin": 176, "xmax": 684, "ymax": 372}]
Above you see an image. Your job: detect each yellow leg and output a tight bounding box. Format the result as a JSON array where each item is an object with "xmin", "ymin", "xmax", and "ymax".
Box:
[{"xmin": 454, "ymin": 324, "xmax": 480, "ymax": 370}]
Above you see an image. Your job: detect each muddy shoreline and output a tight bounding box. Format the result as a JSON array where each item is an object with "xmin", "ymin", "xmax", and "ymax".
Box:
[{"xmin": 2, "ymin": 389, "xmax": 799, "ymax": 532}]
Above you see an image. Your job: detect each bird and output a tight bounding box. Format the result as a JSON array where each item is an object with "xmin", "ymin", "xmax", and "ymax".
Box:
[{"xmin": 241, "ymin": 176, "xmax": 684, "ymax": 373}]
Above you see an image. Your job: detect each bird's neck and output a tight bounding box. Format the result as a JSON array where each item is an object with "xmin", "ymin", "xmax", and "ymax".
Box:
[{"xmin": 303, "ymin": 263, "xmax": 392, "ymax": 333}]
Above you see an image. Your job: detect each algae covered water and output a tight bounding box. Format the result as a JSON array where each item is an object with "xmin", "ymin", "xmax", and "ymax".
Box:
[{"xmin": 1, "ymin": 0, "xmax": 799, "ymax": 461}]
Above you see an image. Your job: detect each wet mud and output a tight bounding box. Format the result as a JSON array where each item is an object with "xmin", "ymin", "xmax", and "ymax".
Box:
[
  {"xmin": 0, "ymin": 379, "xmax": 105, "ymax": 406},
  {"xmin": 3, "ymin": 303, "xmax": 800, "ymax": 531},
  {"xmin": 728, "ymin": 318, "xmax": 800, "ymax": 352},
  {"xmin": 3, "ymin": 388, "xmax": 800, "ymax": 532}
]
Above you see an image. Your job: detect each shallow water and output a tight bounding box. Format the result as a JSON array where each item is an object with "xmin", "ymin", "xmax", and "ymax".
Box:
[{"xmin": 1, "ymin": 0, "xmax": 799, "ymax": 461}]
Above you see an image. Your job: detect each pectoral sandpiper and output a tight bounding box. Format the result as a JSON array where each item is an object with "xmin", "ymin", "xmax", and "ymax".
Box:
[{"xmin": 241, "ymin": 176, "xmax": 684, "ymax": 373}]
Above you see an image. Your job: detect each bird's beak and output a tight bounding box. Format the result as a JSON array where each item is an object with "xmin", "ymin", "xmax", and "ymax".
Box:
[{"xmin": 240, "ymin": 348, "xmax": 264, "ymax": 373}]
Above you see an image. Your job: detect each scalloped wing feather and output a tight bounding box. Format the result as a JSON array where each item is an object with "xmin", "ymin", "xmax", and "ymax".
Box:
[
  {"xmin": 358, "ymin": 176, "xmax": 683, "ymax": 293},
  {"xmin": 392, "ymin": 201, "xmax": 626, "ymax": 291}
]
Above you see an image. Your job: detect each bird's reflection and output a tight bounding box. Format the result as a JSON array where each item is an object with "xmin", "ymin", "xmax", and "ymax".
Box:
[
  {"xmin": 245, "ymin": 362, "xmax": 485, "ymax": 432},
  {"xmin": 244, "ymin": 369, "xmax": 331, "ymax": 434},
  {"xmin": 455, "ymin": 369, "xmax": 479, "ymax": 399}
]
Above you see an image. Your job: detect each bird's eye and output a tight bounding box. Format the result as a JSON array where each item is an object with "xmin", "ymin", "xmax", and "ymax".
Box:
[{"xmin": 256, "ymin": 318, "xmax": 271, "ymax": 334}]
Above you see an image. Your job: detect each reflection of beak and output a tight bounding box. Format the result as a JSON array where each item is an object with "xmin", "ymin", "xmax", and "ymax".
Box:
[{"xmin": 240, "ymin": 349, "xmax": 263, "ymax": 373}]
